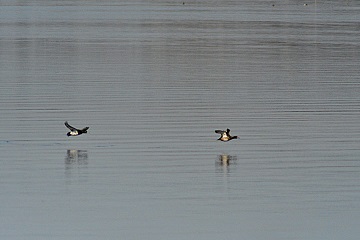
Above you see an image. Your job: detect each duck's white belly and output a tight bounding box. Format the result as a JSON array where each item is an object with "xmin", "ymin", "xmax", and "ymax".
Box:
[
  {"xmin": 70, "ymin": 131, "xmax": 78, "ymax": 136},
  {"xmin": 221, "ymin": 136, "xmax": 230, "ymax": 141}
]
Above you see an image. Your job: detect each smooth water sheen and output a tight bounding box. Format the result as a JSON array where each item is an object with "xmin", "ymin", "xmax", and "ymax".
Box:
[{"xmin": 1, "ymin": 1, "xmax": 360, "ymax": 239}]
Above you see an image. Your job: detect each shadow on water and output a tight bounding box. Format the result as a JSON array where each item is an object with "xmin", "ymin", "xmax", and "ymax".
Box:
[{"xmin": 65, "ymin": 150, "xmax": 88, "ymax": 167}]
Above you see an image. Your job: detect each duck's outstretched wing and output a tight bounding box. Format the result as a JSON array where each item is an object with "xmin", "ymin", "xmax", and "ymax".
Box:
[
  {"xmin": 215, "ymin": 130, "xmax": 225, "ymax": 134},
  {"xmin": 65, "ymin": 121, "xmax": 78, "ymax": 131}
]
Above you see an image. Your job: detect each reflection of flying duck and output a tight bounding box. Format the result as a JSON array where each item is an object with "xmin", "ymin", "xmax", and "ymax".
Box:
[
  {"xmin": 65, "ymin": 150, "xmax": 88, "ymax": 165},
  {"xmin": 220, "ymin": 154, "xmax": 230, "ymax": 164},
  {"xmin": 215, "ymin": 128, "xmax": 238, "ymax": 142},
  {"xmin": 65, "ymin": 121, "xmax": 89, "ymax": 137},
  {"xmin": 218, "ymin": 154, "xmax": 237, "ymax": 165}
]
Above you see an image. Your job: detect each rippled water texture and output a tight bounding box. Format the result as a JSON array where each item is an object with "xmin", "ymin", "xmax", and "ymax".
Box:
[{"xmin": 1, "ymin": 1, "xmax": 360, "ymax": 239}]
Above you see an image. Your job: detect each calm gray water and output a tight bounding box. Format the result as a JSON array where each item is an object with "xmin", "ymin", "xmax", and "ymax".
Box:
[{"xmin": 1, "ymin": 0, "xmax": 360, "ymax": 239}]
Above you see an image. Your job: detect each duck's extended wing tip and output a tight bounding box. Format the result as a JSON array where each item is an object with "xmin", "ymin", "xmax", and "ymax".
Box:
[{"xmin": 64, "ymin": 121, "xmax": 76, "ymax": 131}]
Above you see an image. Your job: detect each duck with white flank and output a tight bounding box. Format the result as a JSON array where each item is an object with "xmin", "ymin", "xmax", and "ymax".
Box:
[
  {"xmin": 215, "ymin": 128, "xmax": 238, "ymax": 142},
  {"xmin": 65, "ymin": 121, "xmax": 89, "ymax": 136}
]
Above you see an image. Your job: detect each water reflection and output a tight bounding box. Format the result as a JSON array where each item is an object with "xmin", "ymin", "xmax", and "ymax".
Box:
[
  {"xmin": 65, "ymin": 150, "xmax": 88, "ymax": 166},
  {"xmin": 216, "ymin": 154, "xmax": 237, "ymax": 173},
  {"xmin": 217, "ymin": 154, "xmax": 237, "ymax": 167},
  {"xmin": 216, "ymin": 154, "xmax": 237, "ymax": 174}
]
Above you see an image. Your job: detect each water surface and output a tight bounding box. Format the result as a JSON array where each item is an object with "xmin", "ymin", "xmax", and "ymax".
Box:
[{"xmin": 1, "ymin": 1, "xmax": 360, "ymax": 239}]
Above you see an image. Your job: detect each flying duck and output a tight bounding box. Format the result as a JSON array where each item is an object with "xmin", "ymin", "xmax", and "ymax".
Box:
[
  {"xmin": 65, "ymin": 121, "xmax": 89, "ymax": 136},
  {"xmin": 215, "ymin": 128, "xmax": 238, "ymax": 142}
]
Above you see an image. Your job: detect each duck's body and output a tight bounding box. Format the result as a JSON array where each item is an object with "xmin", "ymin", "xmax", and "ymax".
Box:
[
  {"xmin": 65, "ymin": 121, "xmax": 89, "ymax": 137},
  {"xmin": 215, "ymin": 128, "xmax": 238, "ymax": 142}
]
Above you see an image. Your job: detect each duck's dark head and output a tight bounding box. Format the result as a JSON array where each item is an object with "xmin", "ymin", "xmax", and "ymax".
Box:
[
  {"xmin": 67, "ymin": 132, "xmax": 71, "ymax": 137},
  {"xmin": 81, "ymin": 127, "xmax": 89, "ymax": 133}
]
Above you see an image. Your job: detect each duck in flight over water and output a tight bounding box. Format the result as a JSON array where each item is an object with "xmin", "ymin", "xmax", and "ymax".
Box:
[
  {"xmin": 215, "ymin": 128, "xmax": 238, "ymax": 142},
  {"xmin": 65, "ymin": 121, "xmax": 89, "ymax": 136}
]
